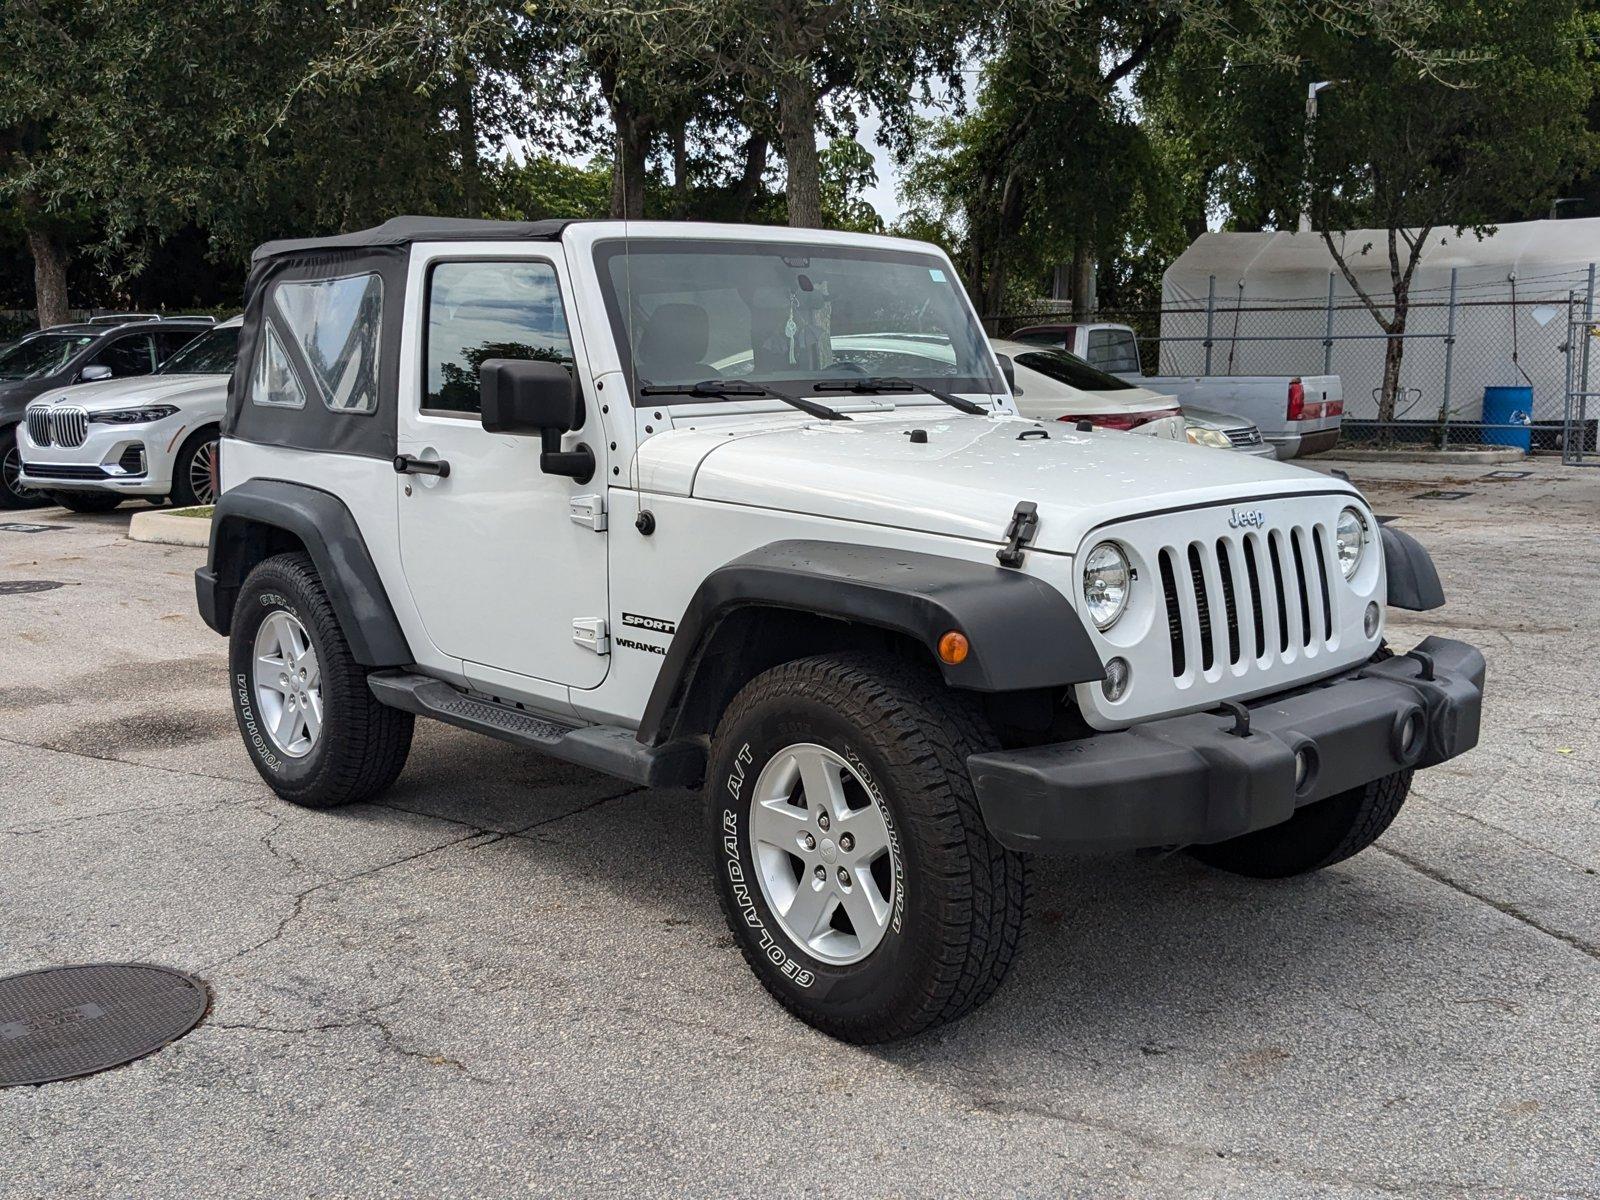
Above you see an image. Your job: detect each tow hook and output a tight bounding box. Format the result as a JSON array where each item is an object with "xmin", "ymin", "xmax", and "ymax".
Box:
[{"xmin": 996, "ymin": 501, "xmax": 1039, "ymax": 568}]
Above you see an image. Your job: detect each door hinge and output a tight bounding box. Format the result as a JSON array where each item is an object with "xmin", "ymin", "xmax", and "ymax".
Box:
[
  {"xmin": 573, "ymin": 618, "xmax": 610, "ymax": 655},
  {"xmin": 996, "ymin": 501, "xmax": 1039, "ymax": 568},
  {"xmin": 569, "ymin": 493, "xmax": 607, "ymax": 531}
]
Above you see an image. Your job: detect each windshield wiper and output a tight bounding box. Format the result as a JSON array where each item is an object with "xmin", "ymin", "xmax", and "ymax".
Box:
[
  {"xmin": 812, "ymin": 376, "xmax": 990, "ymax": 416},
  {"xmin": 637, "ymin": 379, "xmax": 850, "ymax": 421}
]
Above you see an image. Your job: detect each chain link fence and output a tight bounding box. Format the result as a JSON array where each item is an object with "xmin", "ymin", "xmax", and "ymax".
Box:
[{"xmin": 993, "ymin": 265, "xmax": 1600, "ymax": 455}]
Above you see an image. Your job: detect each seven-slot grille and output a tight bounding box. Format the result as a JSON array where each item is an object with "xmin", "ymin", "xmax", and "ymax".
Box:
[
  {"xmin": 1155, "ymin": 524, "xmax": 1337, "ymax": 679},
  {"xmin": 28, "ymin": 406, "xmax": 90, "ymax": 448}
]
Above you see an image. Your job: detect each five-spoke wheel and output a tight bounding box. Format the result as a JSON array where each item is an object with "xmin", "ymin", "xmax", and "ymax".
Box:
[{"xmin": 252, "ymin": 609, "xmax": 322, "ymax": 758}]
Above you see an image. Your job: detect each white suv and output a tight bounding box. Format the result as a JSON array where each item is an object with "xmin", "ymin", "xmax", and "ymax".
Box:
[
  {"xmin": 195, "ymin": 218, "xmax": 1484, "ymax": 1043},
  {"xmin": 19, "ymin": 318, "xmax": 240, "ymax": 512}
]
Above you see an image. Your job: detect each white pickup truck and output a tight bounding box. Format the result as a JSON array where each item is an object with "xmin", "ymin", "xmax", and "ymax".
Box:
[{"xmin": 1011, "ymin": 322, "xmax": 1342, "ymax": 459}]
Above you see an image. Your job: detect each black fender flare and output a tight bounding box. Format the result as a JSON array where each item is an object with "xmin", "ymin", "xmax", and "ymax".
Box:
[
  {"xmin": 638, "ymin": 539, "xmax": 1103, "ymax": 745},
  {"xmin": 195, "ymin": 478, "xmax": 411, "ymax": 666},
  {"xmin": 1380, "ymin": 523, "xmax": 1445, "ymax": 611}
]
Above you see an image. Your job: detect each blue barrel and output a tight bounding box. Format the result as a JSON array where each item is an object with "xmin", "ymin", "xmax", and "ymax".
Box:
[{"xmin": 1481, "ymin": 385, "xmax": 1532, "ymax": 451}]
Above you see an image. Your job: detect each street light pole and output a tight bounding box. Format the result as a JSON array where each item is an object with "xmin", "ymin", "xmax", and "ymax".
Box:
[{"xmin": 1298, "ymin": 80, "xmax": 1339, "ymax": 233}]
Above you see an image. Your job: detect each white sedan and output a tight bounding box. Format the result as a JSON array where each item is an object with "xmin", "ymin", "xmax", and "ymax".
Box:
[{"xmin": 992, "ymin": 339, "xmax": 1183, "ymax": 440}]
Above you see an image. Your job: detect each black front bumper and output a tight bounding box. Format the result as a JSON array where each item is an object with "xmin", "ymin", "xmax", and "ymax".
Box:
[{"xmin": 969, "ymin": 636, "xmax": 1484, "ymax": 854}]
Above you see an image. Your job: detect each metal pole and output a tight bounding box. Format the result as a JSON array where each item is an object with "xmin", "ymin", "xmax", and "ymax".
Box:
[
  {"xmin": 1438, "ymin": 268, "xmax": 1457, "ymax": 449},
  {"xmin": 1563, "ymin": 289, "xmax": 1575, "ymax": 464},
  {"xmin": 1584, "ymin": 263, "xmax": 1597, "ymax": 462},
  {"xmin": 1203, "ymin": 275, "xmax": 1216, "ymax": 375},
  {"xmin": 1323, "ymin": 272, "xmax": 1335, "ymax": 375}
]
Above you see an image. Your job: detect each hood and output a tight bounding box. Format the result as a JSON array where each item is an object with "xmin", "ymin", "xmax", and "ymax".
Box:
[
  {"xmin": 648, "ymin": 411, "xmax": 1353, "ymax": 554},
  {"xmin": 26, "ymin": 373, "xmax": 227, "ymax": 413}
]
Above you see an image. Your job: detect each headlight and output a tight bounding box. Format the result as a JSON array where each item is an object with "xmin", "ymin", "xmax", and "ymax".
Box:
[
  {"xmin": 1082, "ymin": 541, "xmax": 1132, "ymax": 630},
  {"xmin": 1186, "ymin": 426, "xmax": 1232, "ymax": 449},
  {"xmin": 90, "ymin": 405, "xmax": 180, "ymax": 425},
  {"xmin": 1335, "ymin": 507, "xmax": 1368, "ymax": 578}
]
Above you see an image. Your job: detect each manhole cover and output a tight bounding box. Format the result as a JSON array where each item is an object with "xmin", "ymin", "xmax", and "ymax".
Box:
[
  {"xmin": 0, "ymin": 580, "xmax": 63, "ymax": 596},
  {"xmin": 0, "ymin": 964, "xmax": 209, "ymax": 1087},
  {"xmin": 1482, "ymin": 470, "xmax": 1533, "ymax": 480},
  {"xmin": 1410, "ymin": 490, "xmax": 1473, "ymax": 501}
]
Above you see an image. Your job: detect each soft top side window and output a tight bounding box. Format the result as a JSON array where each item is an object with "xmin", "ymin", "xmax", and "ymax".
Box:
[
  {"xmin": 271, "ymin": 273, "xmax": 384, "ymax": 414},
  {"xmin": 250, "ymin": 325, "xmax": 307, "ymax": 409}
]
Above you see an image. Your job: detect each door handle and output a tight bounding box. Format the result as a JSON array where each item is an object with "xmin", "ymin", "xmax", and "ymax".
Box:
[{"xmin": 394, "ymin": 454, "xmax": 450, "ymax": 478}]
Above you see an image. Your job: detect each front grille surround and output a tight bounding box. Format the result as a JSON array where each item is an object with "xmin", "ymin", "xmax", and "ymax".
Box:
[
  {"xmin": 25, "ymin": 407, "xmax": 52, "ymax": 446},
  {"xmin": 1224, "ymin": 426, "xmax": 1264, "ymax": 448},
  {"xmin": 1072, "ymin": 494, "xmax": 1384, "ymax": 729}
]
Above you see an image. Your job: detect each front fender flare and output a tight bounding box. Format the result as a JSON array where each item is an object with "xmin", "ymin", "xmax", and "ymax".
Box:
[
  {"xmin": 1380, "ymin": 523, "xmax": 1445, "ymax": 611},
  {"xmin": 638, "ymin": 539, "xmax": 1103, "ymax": 745}
]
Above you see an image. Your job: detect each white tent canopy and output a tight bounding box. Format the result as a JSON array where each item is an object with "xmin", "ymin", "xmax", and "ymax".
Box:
[{"xmin": 1158, "ymin": 218, "xmax": 1600, "ymax": 427}]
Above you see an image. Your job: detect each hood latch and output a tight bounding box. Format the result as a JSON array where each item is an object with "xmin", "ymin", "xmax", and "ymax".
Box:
[{"xmin": 996, "ymin": 501, "xmax": 1039, "ymax": 568}]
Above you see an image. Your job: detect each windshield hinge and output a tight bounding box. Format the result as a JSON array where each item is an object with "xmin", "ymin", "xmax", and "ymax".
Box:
[
  {"xmin": 573, "ymin": 618, "xmax": 610, "ymax": 655},
  {"xmin": 996, "ymin": 501, "xmax": 1039, "ymax": 569}
]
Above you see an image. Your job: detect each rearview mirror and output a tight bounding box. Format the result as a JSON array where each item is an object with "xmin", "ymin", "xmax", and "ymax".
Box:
[
  {"xmin": 80, "ymin": 364, "xmax": 113, "ymax": 382},
  {"xmin": 479, "ymin": 358, "xmax": 593, "ymax": 483},
  {"xmin": 995, "ymin": 353, "xmax": 1017, "ymax": 395}
]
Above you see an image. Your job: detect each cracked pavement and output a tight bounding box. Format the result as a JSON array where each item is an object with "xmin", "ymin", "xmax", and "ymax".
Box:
[{"xmin": 1, "ymin": 461, "xmax": 1598, "ymax": 1199}]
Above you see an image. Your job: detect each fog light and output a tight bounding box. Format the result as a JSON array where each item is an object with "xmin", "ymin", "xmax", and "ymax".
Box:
[
  {"xmin": 1364, "ymin": 601, "xmax": 1381, "ymax": 638},
  {"xmin": 1101, "ymin": 657, "xmax": 1131, "ymax": 702}
]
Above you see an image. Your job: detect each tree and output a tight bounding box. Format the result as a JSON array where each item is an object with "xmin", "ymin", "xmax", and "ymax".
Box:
[{"xmin": 1301, "ymin": 0, "xmax": 1596, "ymax": 437}]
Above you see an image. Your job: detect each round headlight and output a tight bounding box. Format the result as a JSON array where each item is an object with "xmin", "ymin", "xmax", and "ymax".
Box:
[
  {"xmin": 1186, "ymin": 426, "xmax": 1232, "ymax": 449},
  {"xmin": 1082, "ymin": 542, "xmax": 1132, "ymax": 630},
  {"xmin": 1335, "ymin": 507, "xmax": 1368, "ymax": 579}
]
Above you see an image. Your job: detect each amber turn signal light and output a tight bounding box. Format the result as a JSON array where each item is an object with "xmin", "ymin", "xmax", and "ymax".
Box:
[{"xmin": 938, "ymin": 630, "xmax": 970, "ymax": 665}]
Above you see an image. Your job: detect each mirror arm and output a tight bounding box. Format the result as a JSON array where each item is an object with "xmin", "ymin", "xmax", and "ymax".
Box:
[{"xmin": 539, "ymin": 429, "xmax": 595, "ymax": 484}]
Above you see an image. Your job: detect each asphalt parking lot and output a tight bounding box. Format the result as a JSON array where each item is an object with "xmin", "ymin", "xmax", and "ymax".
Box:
[{"xmin": 1, "ymin": 458, "xmax": 1597, "ymax": 1199}]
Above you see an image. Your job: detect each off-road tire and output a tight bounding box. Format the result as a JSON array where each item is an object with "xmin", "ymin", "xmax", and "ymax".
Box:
[
  {"xmin": 229, "ymin": 551, "xmax": 413, "ymax": 808},
  {"xmin": 1190, "ymin": 769, "xmax": 1413, "ymax": 879},
  {"xmin": 53, "ymin": 491, "xmax": 124, "ymax": 514},
  {"xmin": 0, "ymin": 427, "xmax": 49, "ymax": 509},
  {"xmin": 169, "ymin": 426, "xmax": 219, "ymax": 507},
  {"xmin": 705, "ymin": 653, "xmax": 1027, "ymax": 1043}
]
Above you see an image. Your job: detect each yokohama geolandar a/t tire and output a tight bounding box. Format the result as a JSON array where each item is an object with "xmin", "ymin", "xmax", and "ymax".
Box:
[
  {"xmin": 706, "ymin": 654, "xmax": 1027, "ymax": 1043},
  {"xmin": 1190, "ymin": 769, "xmax": 1414, "ymax": 879},
  {"xmin": 229, "ymin": 551, "xmax": 413, "ymax": 808}
]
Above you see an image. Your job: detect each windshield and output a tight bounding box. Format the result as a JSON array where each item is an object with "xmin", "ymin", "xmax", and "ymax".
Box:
[
  {"xmin": 1012, "ymin": 348, "xmax": 1137, "ymax": 392},
  {"xmin": 160, "ymin": 325, "xmax": 239, "ymax": 375},
  {"xmin": 0, "ymin": 333, "xmax": 94, "ymax": 381},
  {"xmin": 595, "ymin": 239, "xmax": 1001, "ymax": 402}
]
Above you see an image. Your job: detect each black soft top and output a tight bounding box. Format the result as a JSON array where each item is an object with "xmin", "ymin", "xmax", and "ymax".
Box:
[{"xmin": 251, "ymin": 216, "xmax": 578, "ymax": 263}]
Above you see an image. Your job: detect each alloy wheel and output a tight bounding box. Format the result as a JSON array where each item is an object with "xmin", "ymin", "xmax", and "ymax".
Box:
[
  {"xmin": 3, "ymin": 443, "xmax": 42, "ymax": 503},
  {"xmin": 189, "ymin": 438, "xmax": 218, "ymax": 505},
  {"xmin": 252, "ymin": 610, "xmax": 323, "ymax": 758},
  {"xmin": 749, "ymin": 743, "xmax": 899, "ymax": 965}
]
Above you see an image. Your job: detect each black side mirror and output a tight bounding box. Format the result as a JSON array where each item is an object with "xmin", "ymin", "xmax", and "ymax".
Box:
[
  {"xmin": 995, "ymin": 353, "xmax": 1017, "ymax": 395},
  {"xmin": 480, "ymin": 358, "xmax": 593, "ymax": 482}
]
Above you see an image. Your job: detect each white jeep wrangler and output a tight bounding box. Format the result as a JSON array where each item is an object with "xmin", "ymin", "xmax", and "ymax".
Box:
[{"xmin": 197, "ymin": 217, "xmax": 1484, "ymax": 1043}]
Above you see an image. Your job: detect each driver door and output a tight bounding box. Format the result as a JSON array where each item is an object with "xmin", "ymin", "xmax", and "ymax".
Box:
[{"xmin": 396, "ymin": 251, "xmax": 609, "ymax": 693}]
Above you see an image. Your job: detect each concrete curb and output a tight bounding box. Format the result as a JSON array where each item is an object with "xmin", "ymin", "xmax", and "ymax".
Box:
[
  {"xmin": 1311, "ymin": 446, "xmax": 1527, "ymax": 466},
  {"xmin": 127, "ymin": 507, "xmax": 211, "ymax": 548}
]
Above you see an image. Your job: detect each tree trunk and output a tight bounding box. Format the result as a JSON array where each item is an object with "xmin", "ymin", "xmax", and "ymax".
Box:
[
  {"xmin": 609, "ymin": 102, "xmax": 649, "ymax": 220},
  {"xmin": 1376, "ymin": 299, "xmax": 1408, "ymax": 448},
  {"xmin": 26, "ymin": 226, "xmax": 68, "ymax": 329},
  {"xmin": 776, "ymin": 70, "xmax": 822, "ymax": 228},
  {"xmin": 731, "ymin": 133, "xmax": 768, "ymax": 219},
  {"xmin": 455, "ymin": 70, "xmax": 482, "ymax": 218},
  {"xmin": 1070, "ymin": 241, "xmax": 1096, "ymax": 321}
]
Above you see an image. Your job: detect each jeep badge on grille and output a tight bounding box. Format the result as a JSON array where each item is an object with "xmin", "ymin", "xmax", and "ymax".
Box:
[{"xmin": 1228, "ymin": 507, "xmax": 1267, "ymax": 529}]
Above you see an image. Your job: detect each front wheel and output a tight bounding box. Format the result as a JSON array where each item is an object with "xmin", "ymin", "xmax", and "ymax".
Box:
[
  {"xmin": 1190, "ymin": 770, "xmax": 1413, "ymax": 878},
  {"xmin": 169, "ymin": 426, "xmax": 219, "ymax": 507},
  {"xmin": 229, "ymin": 551, "xmax": 413, "ymax": 808},
  {"xmin": 0, "ymin": 426, "xmax": 49, "ymax": 509},
  {"xmin": 706, "ymin": 654, "xmax": 1026, "ymax": 1043}
]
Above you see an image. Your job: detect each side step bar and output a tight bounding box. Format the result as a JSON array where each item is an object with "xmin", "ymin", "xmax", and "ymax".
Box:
[{"xmin": 367, "ymin": 671, "xmax": 704, "ymax": 788}]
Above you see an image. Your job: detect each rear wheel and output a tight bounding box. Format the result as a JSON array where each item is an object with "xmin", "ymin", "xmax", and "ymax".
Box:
[
  {"xmin": 53, "ymin": 491, "xmax": 124, "ymax": 514},
  {"xmin": 229, "ymin": 551, "xmax": 413, "ymax": 808},
  {"xmin": 169, "ymin": 426, "xmax": 219, "ymax": 507},
  {"xmin": 1190, "ymin": 770, "xmax": 1413, "ymax": 879},
  {"xmin": 0, "ymin": 426, "xmax": 48, "ymax": 509},
  {"xmin": 706, "ymin": 653, "xmax": 1026, "ymax": 1043}
]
